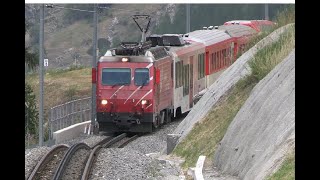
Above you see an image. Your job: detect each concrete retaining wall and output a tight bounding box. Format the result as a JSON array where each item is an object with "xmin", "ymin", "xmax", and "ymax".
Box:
[
  {"xmin": 53, "ymin": 120, "xmax": 91, "ymax": 144},
  {"xmin": 213, "ymin": 49, "xmax": 295, "ymax": 179}
]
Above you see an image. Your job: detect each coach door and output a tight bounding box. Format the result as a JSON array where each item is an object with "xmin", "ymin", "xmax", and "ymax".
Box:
[{"xmin": 189, "ymin": 56, "xmax": 194, "ymax": 108}]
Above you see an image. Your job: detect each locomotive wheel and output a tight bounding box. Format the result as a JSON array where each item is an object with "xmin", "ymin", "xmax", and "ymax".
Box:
[{"xmin": 153, "ymin": 115, "xmax": 160, "ymax": 130}]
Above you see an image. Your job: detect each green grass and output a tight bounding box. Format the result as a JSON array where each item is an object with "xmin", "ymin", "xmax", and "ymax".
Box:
[
  {"xmin": 267, "ymin": 151, "xmax": 295, "ymax": 180},
  {"xmin": 273, "ymin": 5, "xmax": 295, "ymax": 28},
  {"xmin": 249, "ymin": 24, "xmax": 295, "ymax": 83},
  {"xmin": 173, "ymin": 77, "xmax": 256, "ymax": 168},
  {"xmin": 172, "ymin": 21, "xmax": 295, "ymax": 170},
  {"xmin": 26, "ymin": 67, "xmax": 92, "ymax": 108}
]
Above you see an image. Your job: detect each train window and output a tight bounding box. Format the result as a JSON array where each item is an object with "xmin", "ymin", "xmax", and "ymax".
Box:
[
  {"xmin": 102, "ymin": 68, "xmax": 131, "ymax": 86},
  {"xmin": 134, "ymin": 68, "xmax": 150, "ymax": 86},
  {"xmin": 223, "ymin": 49, "xmax": 227, "ymax": 67},
  {"xmin": 228, "ymin": 47, "xmax": 231, "ymax": 65},
  {"xmin": 175, "ymin": 61, "xmax": 183, "ymax": 88},
  {"xmin": 217, "ymin": 52, "xmax": 220, "ymax": 69},
  {"xmin": 183, "ymin": 64, "xmax": 189, "ymax": 96},
  {"xmin": 213, "ymin": 52, "xmax": 216, "ymax": 71},
  {"xmin": 216, "ymin": 52, "xmax": 219, "ymax": 69},
  {"xmin": 198, "ymin": 57, "xmax": 200, "ymax": 79},
  {"xmin": 211, "ymin": 53, "xmax": 213, "ymax": 71},
  {"xmin": 179, "ymin": 61, "xmax": 183, "ymax": 87},
  {"xmin": 220, "ymin": 51, "xmax": 223, "ymax": 68},
  {"xmin": 175, "ymin": 62, "xmax": 179, "ymax": 88},
  {"xmin": 198, "ymin": 53, "xmax": 205, "ymax": 79},
  {"xmin": 220, "ymin": 51, "xmax": 222, "ymax": 68}
]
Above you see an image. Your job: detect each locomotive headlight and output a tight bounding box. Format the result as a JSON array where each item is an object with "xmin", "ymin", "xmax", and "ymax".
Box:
[
  {"xmin": 121, "ymin": 57, "xmax": 129, "ymax": 62},
  {"xmin": 101, "ymin": 99, "xmax": 108, "ymax": 105},
  {"xmin": 141, "ymin": 100, "xmax": 148, "ymax": 105}
]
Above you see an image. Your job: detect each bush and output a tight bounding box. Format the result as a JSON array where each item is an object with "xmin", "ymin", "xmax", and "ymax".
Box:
[{"xmin": 25, "ymin": 82, "xmax": 39, "ymax": 136}]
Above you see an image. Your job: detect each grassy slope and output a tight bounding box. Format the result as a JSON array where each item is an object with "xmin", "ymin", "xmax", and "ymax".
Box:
[
  {"xmin": 173, "ymin": 78, "xmax": 256, "ymax": 168},
  {"xmin": 267, "ymin": 151, "xmax": 295, "ymax": 180},
  {"xmin": 26, "ymin": 67, "xmax": 92, "ymax": 117}
]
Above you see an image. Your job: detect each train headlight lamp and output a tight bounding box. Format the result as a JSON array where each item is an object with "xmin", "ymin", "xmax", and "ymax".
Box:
[
  {"xmin": 101, "ymin": 99, "xmax": 108, "ymax": 105},
  {"xmin": 141, "ymin": 100, "xmax": 148, "ymax": 105},
  {"xmin": 121, "ymin": 57, "xmax": 129, "ymax": 62}
]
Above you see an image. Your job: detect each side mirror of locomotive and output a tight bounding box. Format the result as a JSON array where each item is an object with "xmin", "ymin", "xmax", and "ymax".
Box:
[
  {"xmin": 155, "ymin": 69, "xmax": 160, "ymax": 85},
  {"xmin": 92, "ymin": 68, "xmax": 96, "ymax": 83}
]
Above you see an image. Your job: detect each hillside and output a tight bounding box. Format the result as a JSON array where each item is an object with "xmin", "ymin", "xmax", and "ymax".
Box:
[
  {"xmin": 25, "ymin": 4, "xmax": 175, "ymax": 69},
  {"xmin": 25, "ymin": 4, "xmax": 289, "ymax": 70}
]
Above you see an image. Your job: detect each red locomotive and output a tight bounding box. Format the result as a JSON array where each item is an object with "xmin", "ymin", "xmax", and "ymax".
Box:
[{"xmin": 94, "ymin": 15, "xmax": 273, "ymax": 133}]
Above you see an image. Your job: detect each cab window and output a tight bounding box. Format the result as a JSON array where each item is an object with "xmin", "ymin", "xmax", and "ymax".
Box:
[{"xmin": 134, "ymin": 68, "xmax": 150, "ymax": 86}]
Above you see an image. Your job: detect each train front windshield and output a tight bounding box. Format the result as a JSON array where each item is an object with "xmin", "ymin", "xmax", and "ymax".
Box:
[
  {"xmin": 102, "ymin": 68, "xmax": 131, "ymax": 86},
  {"xmin": 134, "ymin": 68, "xmax": 150, "ymax": 86}
]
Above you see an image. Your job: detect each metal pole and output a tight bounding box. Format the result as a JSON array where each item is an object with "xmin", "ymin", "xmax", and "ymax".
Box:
[
  {"xmin": 186, "ymin": 4, "xmax": 190, "ymax": 33},
  {"xmin": 265, "ymin": 4, "xmax": 269, "ymax": 20},
  {"xmin": 39, "ymin": 4, "xmax": 44, "ymax": 146},
  {"xmin": 91, "ymin": 4, "xmax": 97, "ymax": 133}
]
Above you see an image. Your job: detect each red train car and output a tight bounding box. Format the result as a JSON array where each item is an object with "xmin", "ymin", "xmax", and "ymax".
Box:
[
  {"xmin": 95, "ymin": 16, "xmax": 274, "ymax": 133},
  {"xmin": 224, "ymin": 20, "xmax": 274, "ymax": 32},
  {"xmin": 217, "ymin": 24, "xmax": 257, "ymax": 56}
]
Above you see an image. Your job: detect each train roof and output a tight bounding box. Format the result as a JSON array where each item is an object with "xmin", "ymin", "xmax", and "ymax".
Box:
[
  {"xmin": 217, "ymin": 24, "xmax": 257, "ymax": 37},
  {"xmin": 165, "ymin": 40, "xmax": 203, "ymax": 54},
  {"xmin": 224, "ymin": 20, "xmax": 251, "ymax": 25},
  {"xmin": 184, "ymin": 29, "xmax": 231, "ymax": 45},
  {"xmin": 100, "ymin": 46, "xmax": 170, "ymax": 63},
  {"xmin": 224, "ymin": 20, "xmax": 275, "ymax": 31}
]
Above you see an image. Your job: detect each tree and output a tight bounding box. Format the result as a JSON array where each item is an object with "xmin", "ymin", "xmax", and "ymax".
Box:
[
  {"xmin": 98, "ymin": 38, "xmax": 110, "ymax": 56},
  {"xmin": 25, "ymin": 82, "xmax": 38, "ymax": 136},
  {"xmin": 25, "ymin": 19, "xmax": 39, "ymax": 141},
  {"xmin": 25, "ymin": 20, "xmax": 39, "ymax": 71}
]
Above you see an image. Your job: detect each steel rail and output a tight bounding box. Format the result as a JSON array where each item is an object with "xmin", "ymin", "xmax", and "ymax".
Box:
[
  {"xmin": 81, "ymin": 133, "xmax": 128, "ymax": 180},
  {"xmin": 27, "ymin": 144, "xmax": 69, "ymax": 180},
  {"xmin": 53, "ymin": 143, "xmax": 91, "ymax": 180},
  {"xmin": 118, "ymin": 134, "xmax": 139, "ymax": 148}
]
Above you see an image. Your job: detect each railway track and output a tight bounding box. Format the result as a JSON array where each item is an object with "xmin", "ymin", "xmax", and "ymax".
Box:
[
  {"xmin": 82, "ymin": 133, "xmax": 139, "ymax": 180},
  {"xmin": 27, "ymin": 144, "xmax": 70, "ymax": 180},
  {"xmin": 27, "ymin": 133, "xmax": 138, "ymax": 180}
]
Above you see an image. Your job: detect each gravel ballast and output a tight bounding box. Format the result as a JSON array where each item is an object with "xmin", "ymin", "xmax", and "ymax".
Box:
[
  {"xmin": 25, "ymin": 146, "xmax": 51, "ymax": 179},
  {"xmin": 25, "ymin": 119, "xmax": 184, "ymax": 179}
]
